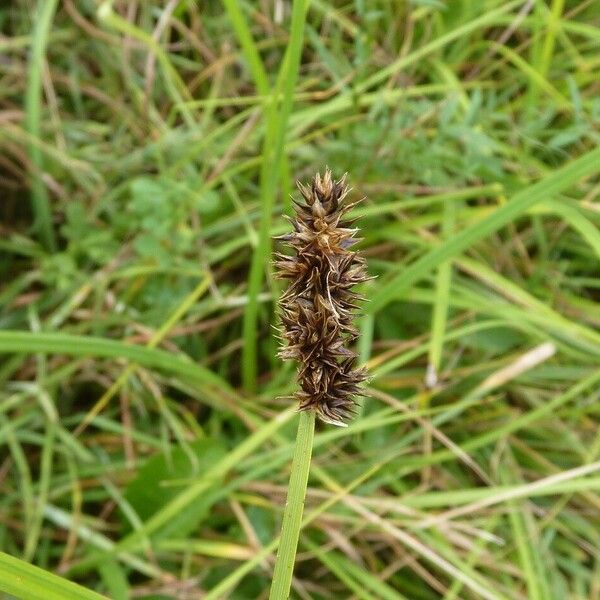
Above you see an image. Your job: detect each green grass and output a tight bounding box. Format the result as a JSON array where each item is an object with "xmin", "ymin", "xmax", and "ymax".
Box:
[
  {"xmin": 25, "ymin": 0, "xmax": 60, "ymax": 252},
  {"xmin": 0, "ymin": 551, "xmax": 108, "ymax": 600},
  {"xmin": 1, "ymin": 1, "xmax": 600, "ymax": 599}
]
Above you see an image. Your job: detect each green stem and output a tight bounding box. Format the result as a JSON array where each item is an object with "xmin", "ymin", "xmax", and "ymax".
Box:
[
  {"xmin": 241, "ymin": 0, "xmax": 310, "ymax": 392},
  {"xmin": 269, "ymin": 410, "xmax": 316, "ymax": 600},
  {"xmin": 26, "ymin": 0, "xmax": 59, "ymax": 251}
]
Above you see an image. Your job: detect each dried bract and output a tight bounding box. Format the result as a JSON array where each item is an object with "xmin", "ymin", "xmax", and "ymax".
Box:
[{"xmin": 275, "ymin": 169, "xmax": 369, "ymax": 426}]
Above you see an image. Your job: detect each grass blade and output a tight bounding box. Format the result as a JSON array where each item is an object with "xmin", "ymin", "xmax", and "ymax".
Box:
[
  {"xmin": 0, "ymin": 551, "xmax": 107, "ymax": 600},
  {"xmin": 241, "ymin": 0, "xmax": 310, "ymax": 391},
  {"xmin": 426, "ymin": 198, "xmax": 456, "ymax": 390},
  {"xmin": 222, "ymin": 0, "xmax": 270, "ymax": 95},
  {"xmin": 25, "ymin": 0, "xmax": 59, "ymax": 251},
  {"xmin": 0, "ymin": 331, "xmax": 228, "ymax": 389},
  {"xmin": 370, "ymin": 145, "xmax": 600, "ymax": 313}
]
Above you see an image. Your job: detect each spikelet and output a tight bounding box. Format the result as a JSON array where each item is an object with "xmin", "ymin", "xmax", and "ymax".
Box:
[{"xmin": 274, "ymin": 169, "xmax": 369, "ymax": 426}]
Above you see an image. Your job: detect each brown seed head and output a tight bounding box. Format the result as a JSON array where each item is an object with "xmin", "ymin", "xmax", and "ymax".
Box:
[{"xmin": 275, "ymin": 169, "xmax": 369, "ymax": 426}]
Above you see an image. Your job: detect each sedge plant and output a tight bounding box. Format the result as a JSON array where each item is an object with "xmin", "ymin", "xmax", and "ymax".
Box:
[{"xmin": 270, "ymin": 170, "xmax": 369, "ymax": 598}]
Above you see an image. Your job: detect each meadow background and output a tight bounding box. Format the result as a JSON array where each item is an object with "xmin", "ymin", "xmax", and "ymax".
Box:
[{"xmin": 1, "ymin": 1, "xmax": 600, "ymax": 598}]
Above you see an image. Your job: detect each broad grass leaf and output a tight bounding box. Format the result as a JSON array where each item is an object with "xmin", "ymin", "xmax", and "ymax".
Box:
[{"xmin": 122, "ymin": 439, "xmax": 226, "ymax": 539}]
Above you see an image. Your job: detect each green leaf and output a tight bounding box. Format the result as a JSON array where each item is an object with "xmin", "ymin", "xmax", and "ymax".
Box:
[
  {"xmin": 123, "ymin": 439, "xmax": 226, "ymax": 539},
  {"xmin": 97, "ymin": 558, "xmax": 129, "ymax": 600},
  {"xmin": 0, "ymin": 331, "xmax": 229, "ymax": 390},
  {"xmin": 0, "ymin": 551, "xmax": 107, "ymax": 600}
]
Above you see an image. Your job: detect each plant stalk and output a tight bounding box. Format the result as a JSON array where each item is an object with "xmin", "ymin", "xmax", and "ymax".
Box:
[
  {"xmin": 269, "ymin": 410, "xmax": 316, "ymax": 599},
  {"xmin": 26, "ymin": 0, "xmax": 59, "ymax": 251}
]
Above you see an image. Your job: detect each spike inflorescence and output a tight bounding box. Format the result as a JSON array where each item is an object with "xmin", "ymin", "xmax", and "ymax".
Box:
[{"xmin": 275, "ymin": 170, "xmax": 369, "ymax": 426}]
